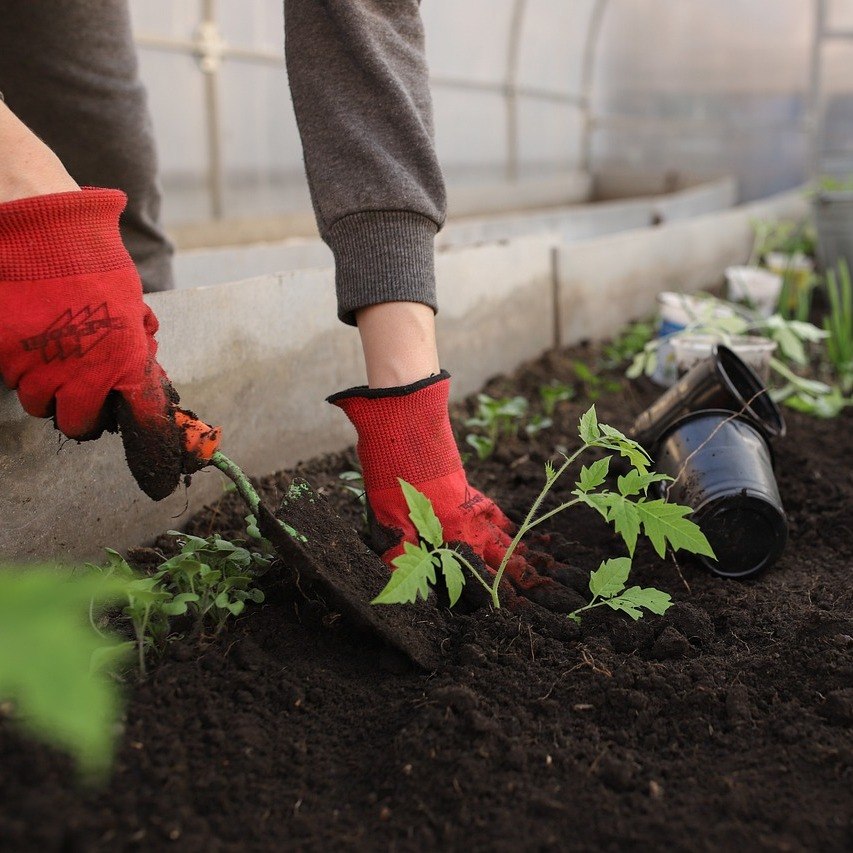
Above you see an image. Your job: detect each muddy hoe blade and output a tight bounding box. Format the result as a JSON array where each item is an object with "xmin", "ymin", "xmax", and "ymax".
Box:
[
  {"xmin": 178, "ymin": 423, "xmax": 445, "ymax": 669},
  {"xmin": 257, "ymin": 486, "xmax": 446, "ymax": 670}
]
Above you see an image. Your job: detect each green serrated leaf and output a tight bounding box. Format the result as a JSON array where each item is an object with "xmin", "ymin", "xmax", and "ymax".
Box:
[
  {"xmin": 635, "ymin": 500, "xmax": 716, "ymax": 559},
  {"xmin": 588, "ymin": 557, "xmax": 632, "ymax": 598},
  {"xmin": 617, "ymin": 469, "xmax": 670, "ymax": 497},
  {"xmin": 544, "ymin": 460, "xmax": 556, "ymax": 483},
  {"xmin": 398, "ymin": 480, "xmax": 443, "ymax": 548},
  {"xmin": 576, "ymin": 457, "xmax": 610, "ymax": 493},
  {"xmin": 579, "ymin": 405, "xmax": 600, "ymax": 443},
  {"xmin": 439, "ymin": 552, "xmax": 465, "ymax": 607},
  {"xmin": 604, "ymin": 598, "xmax": 644, "ymax": 620},
  {"xmin": 596, "ymin": 424, "xmax": 652, "ymax": 473},
  {"xmin": 618, "ymin": 585, "xmax": 673, "ymax": 616},
  {"xmin": 373, "ymin": 542, "xmax": 437, "ymax": 605},
  {"xmin": 588, "ymin": 492, "xmax": 642, "ymax": 555},
  {"xmin": 575, "ymin": 491, "xmax": 611, "ymax": 522}
]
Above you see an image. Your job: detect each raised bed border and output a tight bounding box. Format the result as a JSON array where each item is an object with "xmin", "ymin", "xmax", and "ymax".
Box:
[{"xmin": 0, "ymin": 187, "xmax": 806, "ymax": 560}]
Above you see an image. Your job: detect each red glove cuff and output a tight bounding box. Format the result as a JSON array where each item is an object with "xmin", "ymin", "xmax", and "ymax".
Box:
[
  {"xmin": 328, "ymin": 370, "xmax": 462, "ymax": 492},
  {"xmin": 0, "ymin": 188, "xmax": 132, "ymax": 282}
]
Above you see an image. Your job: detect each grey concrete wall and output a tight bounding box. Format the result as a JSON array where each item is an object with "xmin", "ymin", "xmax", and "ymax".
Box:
[
  {"xmin": 0, "ymin": 189, "xmax": 806, "ymax": 562},
  {"xmin": 175, "ymin": 177, "xmax": 735, "ymax": 290},
  {"xmin": 555, "ymin": 189, "xmax": 807, "ymax": 345}
]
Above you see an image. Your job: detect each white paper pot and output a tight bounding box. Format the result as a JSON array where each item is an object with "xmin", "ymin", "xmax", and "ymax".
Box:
[
  {"xmin": 725, "ymin": 266, "xmax": 783, "ymax": 318},
  {"xmin": 672, "ymin": 334, "xmax": 777, "ymax": 384},
  {"xmin": 652, "ymin": 293, "xmax": 737, "ymax": 387}
]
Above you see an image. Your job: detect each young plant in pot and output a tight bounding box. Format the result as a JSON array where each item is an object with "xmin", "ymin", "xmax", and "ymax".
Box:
[
  {"xmin": 627, "ymin": 293, "xmax": 833, "ymax": 410},
  {"xmin": 752, "ymin": 218, "xmax": 818, "ymax": 319}
]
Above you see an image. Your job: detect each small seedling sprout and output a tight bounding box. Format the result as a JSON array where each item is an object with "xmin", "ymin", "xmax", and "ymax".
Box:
[
  {"xmin": 539, "ymin": 381, "xmax": 575, "ymax": 417},
  {"xmin": 465, "ymin": 394, "xmax": 529, "ymax": 460}
]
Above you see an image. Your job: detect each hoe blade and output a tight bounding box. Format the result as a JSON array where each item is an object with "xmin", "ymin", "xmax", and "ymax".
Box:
[{"xmin": 257, "ymin": 487, "xmax": 448, "ymax": 670}]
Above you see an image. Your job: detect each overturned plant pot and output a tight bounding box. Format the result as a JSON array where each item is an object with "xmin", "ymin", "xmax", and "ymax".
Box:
[
  {"xmin": 631, "ymin": 344, "xmax": 785, "ymax": 452},
  {"xmin": 655, "ymin": 410, "xmax": 788, "ymax": 579}
]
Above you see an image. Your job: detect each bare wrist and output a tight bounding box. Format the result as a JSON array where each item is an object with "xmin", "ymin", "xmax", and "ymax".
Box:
[{"xmin": 0, "ymin": 101, "xmax": 80, "ymax": 203}]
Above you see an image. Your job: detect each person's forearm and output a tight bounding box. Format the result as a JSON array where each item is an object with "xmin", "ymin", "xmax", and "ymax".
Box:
[
  {"xmin": 0, "ymin": 100, "xmax": 79, "ymax": 202},
  {"xmin": 284, "ymin": 0, "xmax": 446, "ymax": 325},
  {"xmin": 356, "ymin": 302, "xmax": 440, "ymax": 387}
]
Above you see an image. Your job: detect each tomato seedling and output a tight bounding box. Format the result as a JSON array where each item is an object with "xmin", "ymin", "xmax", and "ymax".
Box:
[
  {"xmin": 539, "ymin": 380, "xmax": 575, "ymax": 416},
  {"xmin": 465, "ymin": 393, "xmax": 529, "ymax": 459},
  {"xmin": 373, "ymin": 405, "xmax": 713, "ymax": 615}
]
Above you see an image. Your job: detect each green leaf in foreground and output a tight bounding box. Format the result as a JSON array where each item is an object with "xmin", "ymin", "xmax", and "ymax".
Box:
[
  {"xmin": 0, "ymin": 568, "xmax": 132, "ymax": 778},
  {"xmin": 635, "ymin": 499, "xmax": 716, "ymax": 559},
  {"xmin": 576, "ymin": 457, "xmax": 610, "ymax": 493},
  {"xmin": 571, "ymin": 558, "xmax": 673, "ymax": 624},
  {"xmin": 578, "ymin": 405, "xmax": 601, "ymax": 443},
  {"xmin": 373, "ymin": 542, "xmax": 437, "ymax": 604},
  {"xmin": 588, "ymin": 557, "xmax": 631, "ymax": 598},
  {"xmin": 578, "ymin": 491, "xmax": 714, "ymax": 560},
  {"xmin": 439, "ymin": 552, "xmax": 465, "ymax": 607},
  {"xmin": 609, "ymin": 586, "xmax": 672, "ymax": 617},
  {"xmin": 399, "ymin": 478, "xmax": 444, "ymax": 548}
]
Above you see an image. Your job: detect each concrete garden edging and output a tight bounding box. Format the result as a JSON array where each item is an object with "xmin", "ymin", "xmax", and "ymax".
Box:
[
  {"xmin": 0, "ymin": 188, "xmax": 806, "ymax": 560},
  {"xmin": 173, "ymin": 176, "xmax": 736, "ymax": 290}
]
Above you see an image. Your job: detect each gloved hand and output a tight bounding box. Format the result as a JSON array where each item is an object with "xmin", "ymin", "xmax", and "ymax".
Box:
[
  {"xmin": 329, "ymin": 371, "xmax": 583, "ymax": 612},
  {"xmin": 0, "ymin": 188, "xmax": 182, "ymax": 500}
]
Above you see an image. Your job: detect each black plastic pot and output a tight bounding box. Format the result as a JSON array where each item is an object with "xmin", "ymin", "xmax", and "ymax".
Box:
[
  {"xmin": 655, "ymin": 410, "xmax": 787, "ymax": 579},
  {"xmin": 631, "ymin": 344, "xmax": 785, "ymax": 453}
]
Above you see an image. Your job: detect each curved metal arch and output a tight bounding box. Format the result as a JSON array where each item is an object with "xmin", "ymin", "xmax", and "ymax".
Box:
[
  {"xmin": 502, "ymin": 0, "xmax": 611, "ymax": 180},
  {"xmin": 505, "ymin": 0, "xmax": 529, "ymax": 180},
  {"xmin": 580, "ymin": 0, "xmax": 611, "ymax": 173}
]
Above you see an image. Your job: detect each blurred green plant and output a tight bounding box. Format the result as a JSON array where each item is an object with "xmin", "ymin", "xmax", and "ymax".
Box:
[
  {"xmin": 465, "ymin": 393, "xmax": 529, "ymax": 460},
  {"xmin": 750, "ymin": 218, "xmax": 816, "ymax": 263},
  {"xmin": 823, "ymin": 260, "xmax": 853, "ymax": 394},
  {"xmin": 625, "ymin": 293, "xmax": 834, "ymax": 404},
  {"xmin": 538, "ymin": 380, "xmax": 575, "ymax": 416},
  {"xmin": 572, "ymin": 359, "xmax": 621, "ymax": 401},
  {"xmin": 0, "ymin": 567, "xmax": 132, "ymax": 778},
  {"xmin": 814, "ymin": 175, "xmax": 853, "ymax": 193},
  {"xmin": 600, "ymin": 319, "xmax": 655, "ymax": 369}
]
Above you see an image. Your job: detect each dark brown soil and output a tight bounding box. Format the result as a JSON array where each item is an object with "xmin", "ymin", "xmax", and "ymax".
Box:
[{"xmin": 2, "ymin": 343, "xmax": 852, "ymax": 852}]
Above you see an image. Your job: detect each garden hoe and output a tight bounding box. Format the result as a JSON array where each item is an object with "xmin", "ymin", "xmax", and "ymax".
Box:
[{"xmin": 174, "ymin": 410, "xmax": 446, "ymax": 669}]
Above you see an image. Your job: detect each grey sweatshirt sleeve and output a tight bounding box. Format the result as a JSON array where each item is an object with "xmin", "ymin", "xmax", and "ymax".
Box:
[
  {"xmin": 284, "ymin": 0, "xmax": 446, "ymax": 325},
  {"xmin": 0, "ymin": 0, "xmax": 173, "ymax": 294}
]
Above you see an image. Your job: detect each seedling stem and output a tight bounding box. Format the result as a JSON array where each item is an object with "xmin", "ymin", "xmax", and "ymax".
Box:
[{"xmin": 209, "ymin": 450, "xmax": 305, "ymax": 542}]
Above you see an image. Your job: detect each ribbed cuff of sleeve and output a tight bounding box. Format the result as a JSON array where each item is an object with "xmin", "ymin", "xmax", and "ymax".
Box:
[
  {"xmin": 327, "ymin": 210, "xmax": 439, "ymax": 326},
  {"xmin": 0, "ymin": 188, "xmax": 131, "ymax": 281}
]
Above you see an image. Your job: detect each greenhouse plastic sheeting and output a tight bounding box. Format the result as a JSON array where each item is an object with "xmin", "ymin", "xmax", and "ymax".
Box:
[{"xmin": 125, "ymin": 0, "xmax": 853, "ymax": 225}]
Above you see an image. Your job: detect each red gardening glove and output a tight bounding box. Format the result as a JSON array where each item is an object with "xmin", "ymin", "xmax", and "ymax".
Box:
[
  {"xmin": 0, "ymin": 188, "xmax": 182, "ymax": 500},
  {"xmin": 329, "ymin": 371, "xmax": 583, "ymax": 612}
]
